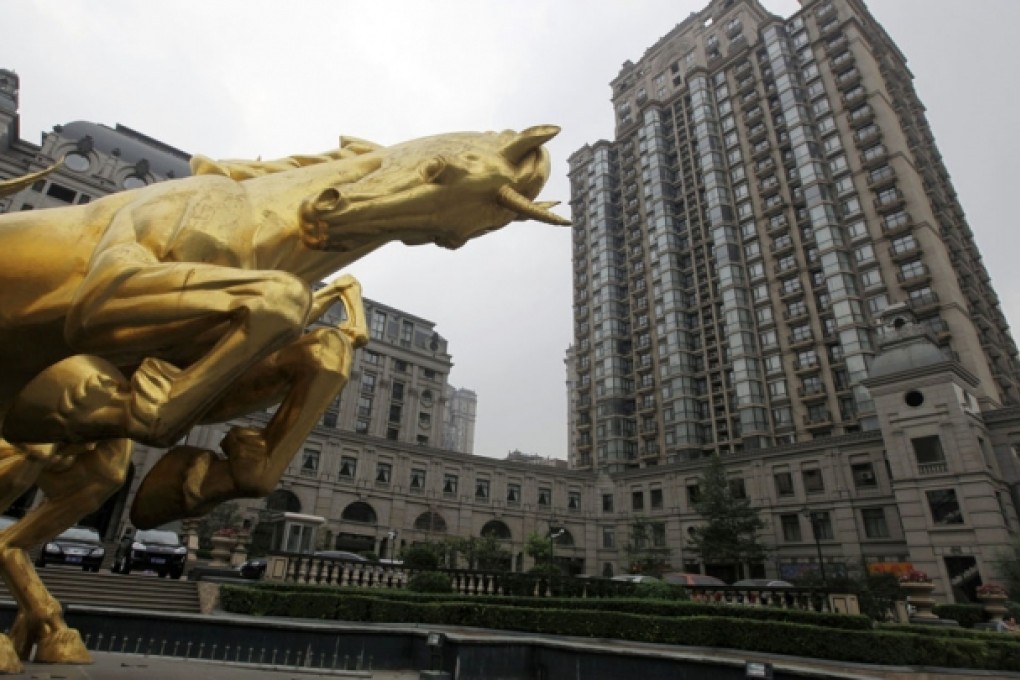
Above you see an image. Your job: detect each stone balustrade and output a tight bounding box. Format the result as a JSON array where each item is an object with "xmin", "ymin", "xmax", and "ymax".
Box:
[{"xmin": 264, "ymin": 553, "xmax": 859, "ymax": 614}]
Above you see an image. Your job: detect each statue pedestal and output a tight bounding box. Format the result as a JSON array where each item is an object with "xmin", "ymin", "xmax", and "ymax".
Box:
[{"xmin": 209, "ymin": 535, "xmax": 234, "ymax": 567}]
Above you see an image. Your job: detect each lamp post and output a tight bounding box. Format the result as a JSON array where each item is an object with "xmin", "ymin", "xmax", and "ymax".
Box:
[
  {"xmin": 802, "ymin": 508, "xmax": 826, "ymax": 585},
  {"xmin": 386, "ymin": 529, "xmax": 397, "ymax": 562}
]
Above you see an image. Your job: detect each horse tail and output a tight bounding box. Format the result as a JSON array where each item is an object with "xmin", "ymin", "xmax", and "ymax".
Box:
[{"xmin": 0, "ymin": 160, "xmax": 63, "ymax": 199}]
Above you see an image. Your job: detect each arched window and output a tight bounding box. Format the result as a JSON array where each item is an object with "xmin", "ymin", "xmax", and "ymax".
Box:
[
  {"xmin": 480, "ymin": 520, "xmax": 511, "ymax": 541},
  {"xmin": 265, "ymin": 489, "xmax": 301, "ymax": 513},
  {"xmin": 340, "ymin": 501, "xmax": 377, "ymax": 524},
  {"xmin": 413, "ymin": 511, "xmax": 447, "ymax": 533}
]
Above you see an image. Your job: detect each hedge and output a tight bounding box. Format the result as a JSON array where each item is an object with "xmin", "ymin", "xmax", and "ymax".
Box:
[
  {"xmin": 225, "ymin": 584, "xmax": 870, "ymax": 630},
  {"xmin": 217, "ymin": 586, "xmax": 1020, "ymax": 671}
]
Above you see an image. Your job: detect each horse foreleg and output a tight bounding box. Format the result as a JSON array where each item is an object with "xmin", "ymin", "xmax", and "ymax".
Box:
[{"xmin": 130, "ymin": 325, "xmax": 357, "ymax": 528}]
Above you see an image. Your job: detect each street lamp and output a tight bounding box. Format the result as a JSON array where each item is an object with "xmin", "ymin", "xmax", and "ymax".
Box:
[
  {"xmin": 386, "ymin": 529, "xmax": 397, "ymax": 562},
  {"xmin": 549, "ymin": 526, "xmax": 566, "ymax": 574},
  {"xmin": 801, "ymin": 508, "xmax": 826, "ymax": 585}
]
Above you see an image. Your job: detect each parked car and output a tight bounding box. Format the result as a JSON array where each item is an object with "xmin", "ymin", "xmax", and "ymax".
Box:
[
  {"xmin": 36, "ymin": 525, "xmax": 105, "ymax": 572},
  {"xmin": 112, "ymin": 528, "xmax": 187, "ymax": 578},
  {"xmin": 238, "ymin": 558, "xmax": 267, "ymax": 580},
  {"xmin": 313, "ymin": 550, "xmax": 368, "ymax": 562},
  {"xmin": 611, "ymin": 574, "xmax": 661, "ymax": 584},
  {"xmin": 731, "ymin": 579, "xmax": 794, "ymax": 588},
  {"xmin": 661, "ymin": 572, "xmax": 727, "ymax": 587}
]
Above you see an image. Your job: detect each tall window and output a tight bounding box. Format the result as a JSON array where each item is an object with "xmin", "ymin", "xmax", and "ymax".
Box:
[
  {"xmin": 602, "ymin": 493, "xmax": 614, "ymax": 513},
  {"xmin": 338, "ymin": 456, "xmax": 357, "ymax": 479},
  {"xmin": 861, "ymin": 508, "xmax": 889, "ymax": 538},
  {"xmin": 802, "ymin": 468, "xmax": 824, "ymax": 493},
  {"xmin": 370, "ymin": 310, "xmax": 386, "ymax": 339},
  {"xmin": 650, "ymin": 488, "xmax": 663, "ymax": 510},
  {"xmin": 774, "ymin": 471, "xmax": 794, "ymax": 496},
  {"xmin": 851, "ymin": 462, "xmax": 877, "ymax": 489},
  {"xmin": 375, "ymin": 462, "xmax": 391, "ymax": 485},
  {"xmin": 927, "ymin": 489, "xmax": 964, "ymax": 525},
  {"xmin": 912, "ymin": 436, "xmax": 947, "ymax": 472},
  {"xmin": 475, "ymin": 479, "xmax": 490, "ymax": 500},
  {"xmin": 301, "ymin": 448, "xmax": 320, "ymax": 476},
  {"xmin": 631, "ymin": 490, "xmax": 644, "ymax": 511},
  {"xmin": 410, "ymin": 468, "xmax": 426, "ymax": 490},
  {"xmin": 810, "ymin": 511, "xmax": 834, "ymax": 540},
  {"xmin": 442, "ymin": 474, "xmax": 458, "ymax": 496},
  {"xmin": 568, "ymin": 491, "xmax": 582, "ymax": 511},
  {"xmin": 538, "ymin": 487, "xmax": 552, "ymax": 507},
  {"xmin": 781, "ymin": 514, "xmax": 802, "ymax": 542},
  {"xmin": 507, "ymin": 483, "xmax": 521, "ymax": 504},
  {"xmin": 602, "ymin": 527, "xmax": 616, "ymax": 549}
]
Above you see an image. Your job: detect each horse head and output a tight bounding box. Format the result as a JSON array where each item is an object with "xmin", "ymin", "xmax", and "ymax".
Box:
[{"xmin": 298, "ymin": 125, "xmax": 569, "ymax": 252}]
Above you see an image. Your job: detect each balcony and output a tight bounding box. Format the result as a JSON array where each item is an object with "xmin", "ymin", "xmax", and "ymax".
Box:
[
  {"xmin": 787, "ymin": 330, "xmax": 811, "ymax": 348},
  {"xmin": 825, "ymin": 35, "xmax": 849, "ymax": 57},
  {"xmin": 842, "ymin": 87, "xmax": 867, "ymax": 108},
  {"xmin": 793, "ymin": 358, "xmax": 820, "ymax": 374},
  {"xmin": 804, "ymin": 410, "xmax": 833, "ymax": 427},
  {"xmin": 873, "ymin": 189, "xmax": 906, "ymax": 214},
  {"xmin": 860, "ymin": 145, "xmax": 889, "ymax": 169},
  {"xmin": 835, "ymin": 67, "xmax": 861, "ymax": 90},
  {"xmin": 918, "ymin": 461, "xmax": 948, "ymax": 475},
  {"xmin": 847, "ymin": 104, "xmax": 875, "ymax": 129},
  {"xmin": 889, "ymin": 241, "xmax": 921, "ymax": 263},
  {"xmin": 866, "ymin": 166, "xmax": 896, "ymax": 190},
  {"xmin": 763, "ymin": 197, "xmax": 787, "ymax": 216},
  {"xmin": 897, "ymin": 264, "xmax": 932, "ymax": 287},
  {"xmin": 854, "ymin": 126, "xmax": 882, "ymax": 148},
  {"xmin": 907, "ymin": 291, "xmax": 940, "ymax": 314}
]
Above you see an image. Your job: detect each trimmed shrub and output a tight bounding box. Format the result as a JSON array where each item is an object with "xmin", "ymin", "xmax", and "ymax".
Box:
[
  {"xmin": 934, "ymin": 604, "xmax": 986, "ymax": 629},
  {"xmin": 401, "ymin": 545, "xmax": 441, "ymax": 571},
  {"xmin": 407, "ymin": 571, "xmax": 452, "ymax": 593},
  {"xmin": 634, "ymin": 580, "xmax": 688, "ymax": 601}
]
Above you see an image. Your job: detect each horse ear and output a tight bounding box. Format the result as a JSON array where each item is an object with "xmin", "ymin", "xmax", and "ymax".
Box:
[
  {"xmin": 340, "ymin": 136, "xmax": 383, "ymax": 155},
  {"xmin": 419, "ymin": 156, "xmax": 449, "ymax": 184},
  {"xmin": 313, "ymin": 188, "xmax": 343, "ymax": 212}
]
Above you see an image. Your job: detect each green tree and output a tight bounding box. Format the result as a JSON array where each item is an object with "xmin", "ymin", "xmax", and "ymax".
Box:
[
  {"xmin": 687, "ymin": 455, "xmax": 768, "ymax": 580},
  {"xmin": 623, "ymin": 517, "xmax": 671, "ymax": 577},
  {"xmin": 197, "ymin": 501, "xmax": 244, "ymax": 550},
  {"xmin": 446, "ymin": 534, "xmax": 511, "ymax": 571},
  {"xmin": 525, "ymin": 530, "xmax": 557, "ymax": 575}
]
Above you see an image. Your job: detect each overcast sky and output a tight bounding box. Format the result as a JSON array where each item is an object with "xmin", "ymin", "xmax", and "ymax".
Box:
[{"xmin": 3, "ymin": 1, "xmax": 1019, "ymax": 460}]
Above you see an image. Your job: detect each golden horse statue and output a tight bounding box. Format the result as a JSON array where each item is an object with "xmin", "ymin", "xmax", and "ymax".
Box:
[{"xmin": 0, "ymin": 125, "xmax": 567, "ymax": 671}]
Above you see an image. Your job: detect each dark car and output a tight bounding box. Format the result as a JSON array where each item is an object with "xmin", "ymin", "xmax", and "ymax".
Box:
[
  {"xmin": 112, "ymin": 528, "xmax": 187, "ymax": 578},
  {"xmin": 238, "ymin": 558, "xmax": 267, "ymax": 580},
  {"xmin": 36, "ymin": 525, "xmax": 105, "ymax": 572}
]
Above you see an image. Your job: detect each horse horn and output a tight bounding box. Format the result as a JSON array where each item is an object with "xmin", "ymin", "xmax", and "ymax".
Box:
[
  {"xmin": 497, "ymin": 186, "xmax": 570, "ymax": 225},
  {"xmin": 499, "ymin": 125, "xmax": 561, "ymax": 165}
]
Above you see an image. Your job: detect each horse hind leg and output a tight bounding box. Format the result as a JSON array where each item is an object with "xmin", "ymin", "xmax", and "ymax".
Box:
[{"xmin": 0, "ymin": 437, "xmax": 132, "ymax": 665}]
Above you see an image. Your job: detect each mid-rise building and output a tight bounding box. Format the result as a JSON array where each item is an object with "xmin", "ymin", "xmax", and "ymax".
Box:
[{"xmin": 568, "ymin": 0, "xmax": 1020, "ymax": 473}]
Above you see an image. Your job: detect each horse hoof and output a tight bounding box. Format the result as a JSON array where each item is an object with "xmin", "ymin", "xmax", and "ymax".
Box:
[
  {"xmin": 0, "ymin": 634, "xmax": 21, "ymax": 674},
  {"xmin": 33, "ymin": 627, "xmax": 91, "ymax": 664}
]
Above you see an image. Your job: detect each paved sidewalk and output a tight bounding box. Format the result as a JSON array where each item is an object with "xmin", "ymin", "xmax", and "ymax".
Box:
[{"xmin": 9, "ymin": 653, "xmax": 420, "ymax": 679}]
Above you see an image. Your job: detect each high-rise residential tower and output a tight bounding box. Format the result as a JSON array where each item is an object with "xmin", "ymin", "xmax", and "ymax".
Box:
[{"xmin": 568, "ymin": 0, "xmax": 1020, "ymax": 473}]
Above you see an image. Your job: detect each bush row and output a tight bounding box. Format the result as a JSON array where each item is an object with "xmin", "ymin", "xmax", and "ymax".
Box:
[
  {"xmin": 218, "ymin": 586, "xmax": 1020, "ymax": 672},
  {"xmin": 225, "ymin": 583, "xmax": 869, "ymax": 630}
]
